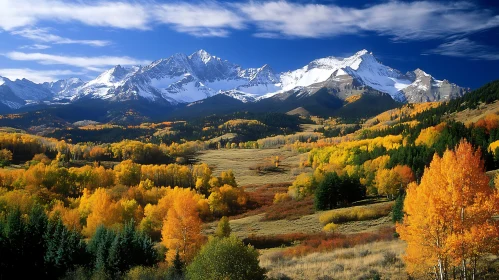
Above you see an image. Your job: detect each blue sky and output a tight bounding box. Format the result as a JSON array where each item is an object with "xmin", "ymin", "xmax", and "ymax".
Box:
[{"xmin": 0, "ymin": 0, "xmax": 498, "ymax": 88}]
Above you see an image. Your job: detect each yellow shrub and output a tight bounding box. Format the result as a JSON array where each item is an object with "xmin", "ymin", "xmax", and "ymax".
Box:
[
  {"xmin": 323, "ymin": 222, "xmax": 338, "ymax": 232},
  {"xmin": 319, "ymin": 203, "xmax": 393, "ymax": 225},
  {"xmin": 273, "ymin": 192, "xmax": 291, "ymax": 204}
]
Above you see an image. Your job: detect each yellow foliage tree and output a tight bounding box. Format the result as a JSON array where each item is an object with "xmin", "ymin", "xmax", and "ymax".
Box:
[
  {"xmin": 288, "ymin": 173, "xmax": 313, "ymax": 199},
  {"xmin": 49, "ymin": 200, "xmax": 82, "ymax": 231},
  {"xmin": 161, "ymin": 187, "xmax": 204, "ymax": 263},
  {"xmin": 208, "ymin": 184, "xmax": 247, "ymax": 217},
  {"xmin": 220, "ymin": 170, "xmax": 237, "ymax": 187},
  {"xmin": 115, "ymin": 160, "xmax": 141, "ymax": 186},
  {"xmin": 415, "ymin": 126, "xmax": 441, "ymax": 146},
  {"xmin": 81, "ymin": 188, "xmax": 122, "ymax": 237},
  {"xmin": 397, "ymin": 140, "xmax": 499, "ymax": 279},
  {"xmin": 375, "ymin": 168, "xmax": 399, "ymax": 198}
]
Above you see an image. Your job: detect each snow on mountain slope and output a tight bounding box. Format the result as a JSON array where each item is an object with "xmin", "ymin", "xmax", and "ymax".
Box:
[
  {"xmin": 43, "ymin": 78, "xmax": 84, "ymax": 100},
  {"xmin": 342, "ymin": 52, "xmax": 411, "ymax": 102},
  {"xmin": 69, "ymin": 50, "xmax": 282, "ymax": 104},
  {"xmin": 0, "ymin": 76, "xmax": 53, "ymax": 103},
  {"xmin": 0, "ymin": 49, "xmax": 467, "ymax": 110},
  {"xmin": 280, "ymin": 50, "xmax": 411, "ymax": 102},
  {"xmin": 76, "ymin": 65, "xmax": 142, "ymax": 100},
  {"xmin": 280, "ymin": 50, "xmax": 369, "ymax": 91},
  {"xmin": 401, "ymin": 69, "xmax": 466, "ymax": 102}
]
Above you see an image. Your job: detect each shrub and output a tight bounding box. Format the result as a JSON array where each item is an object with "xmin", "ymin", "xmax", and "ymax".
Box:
[
  {"xmin": 124, "ymin": 266, "xmax": 171, "ymax": 280},
  {"xmin": 358, "ymin": 270, "xmax": 381, "ymax": 280},
  {"xmin": 264, "ymin": 196, "xmax": 314, "ymax": 221},
  {"xmin": 323, "ymin": 222, "xmax": 338, "ymax": 232},
  {"xmin": 214, "ymin": 216, "xmax": 231, "ymax": 238},
  {"xmin": 186, "ymin": 236, "xmax": 266, "ymax": 280},
  {"xmin": 273, "ymin": 192, "xmax": 291, "ymax": 204},
  {"xmin": 283, "ymin": 227, "xmax": 395, "ymax": 257},
  {"xmin": 273, "ymin": 273, "xmax": 292, "ymax": 280},
  {"xmin": 382, "ymin": 251, "xmax": 398, "ymax": 267},
  {"xmin": 0, "ymin": 149, "xmax": 12, "ymax": 166},
  {"xmin": 319, "ymin": 203, "xmax": 393, "ymax": 225},
  {"xmin": 249, "ymin": 162, "xmax": 281, "ymax": 173},
  {"xmin": 243, "ymin": 233, "xmax": 311, "ymax": 249},
  {"xmin": 288, "ymin": 173, "xmax": 314, "ymax": 199}
]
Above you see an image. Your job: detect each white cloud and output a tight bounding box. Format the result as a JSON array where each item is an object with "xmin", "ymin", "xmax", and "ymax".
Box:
[
  {"xmin": 0, "ymin": 0, "xmax": 150, "ymax": 31},
  {"xmin": 12, "ymin": 28, "xmax": 111, "ymax": 47},
  {"xmin": 154, "ymin": 3, "xmax": 244, "ymax": 37},
  {"xmin": 0, "ymin": 0, "xmax": 244, "ymax": 37},
  {"xmin": 0, "ymin": 1, "xmax": 498, "ymax": 40},
  {"xmin": 426, "ymin": 38, "xmax": 499, "ymax": 60},
  {"xmin": 20, "ymin": 44, "xmax": 51, "ymax": 50},
  {"xmin": 4, "ymin": 52, "xmax": 151, "ymax": 70},
  {"xmin": 238, "ymin": 1, "xmax": 499, "ymax": 40},
  {"xmin": 0, "ymin": 68, "xmax": 82, "ymax": 83}
]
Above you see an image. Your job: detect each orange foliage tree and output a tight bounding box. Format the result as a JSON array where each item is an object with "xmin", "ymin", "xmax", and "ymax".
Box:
[
  {"xmin": 375, "ymin": 165, "xmax": 414, "ymax": 198},
  {"xmin": 474, "ymin": 113, "xmax": 499, "ymax": 133},
  {"xmin": 397, "ymin": 140, "xmax": 499, "ymax": 279}
]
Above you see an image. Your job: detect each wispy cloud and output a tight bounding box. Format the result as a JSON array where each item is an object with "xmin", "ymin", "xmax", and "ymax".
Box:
[
  {"xmin": 20, "ymin": 44, "xmax": 51, "ymax": 50},
  {"xmin": 0, "ymin": 0, "xmax": 150, "ymax": 31},
  {"xmin": 12, "ymin": 28, "xmax": 111, "ymax": 47},
  {"xmin": 1, "ymin": 1, "xmax": 498, "ymax": 40},
  {"xmin": 0, "ymin": 0, "xmax": 242, "ymax": 37},
  {"xmin": 426, "ymin": 38, "xmax": 499, "ymax": 60},
  {"xmin": 154, "ymin": 3, "xmax": 244, "ymax": 37},
  {"xmin": 238, "ymin": 1, "xmax": 499, "ymax": 40},
  {"xmin": 0, "ymin": 68, "xmax": 82, "ymax": 83},
  {"xmin": 3, "ymin": 52, "xmax": 151, "ymax": 71}
]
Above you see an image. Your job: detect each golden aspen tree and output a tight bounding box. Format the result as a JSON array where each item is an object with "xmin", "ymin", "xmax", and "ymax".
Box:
[
  {"xmin": 397, "ymin": 140, "xmax": 499, "ymax": 280},
  {"xmin": 49, "ymin": 200, "xmax": 82, "ymax": 231},
  {"xmin": 375, "ymin": 168, "xmax": 399, "ymax": 198},
  {"xmin": 82, "ymin": 188, "xmax": 122, "ymax": 237},
  {"xmin": 415, "ymin": 126, "xmax": 441, "ymax": 146},
  {"xmin": 115, "ymin": 160, "xmax": 141, "ymax": 186},
  {"xmin": 161, "ymin": 187, "xmax": 204, "ymax": 263}
]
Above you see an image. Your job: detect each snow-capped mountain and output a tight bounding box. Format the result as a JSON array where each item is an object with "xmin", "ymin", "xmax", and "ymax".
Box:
[
  {"xmin": 0, "ymin": 49, "xmax": 466, "ymax": 111},
  {"xmin": 401, "ymin": 69, "xmax": 465, "ymax": 103},
  {"xmin": 42, "ymin": 78, "xmax": 84, "ymax": 100},
  {"xmin": 276, "ymin": 49, "xmax": 465, "ymax": 103},
  {"xmin": 0, "ymin": 76, "xmax": 53, "ymax": 109},
  {"xmin": 70, "ymin": 50, "xmax": 282, "ymax": 104}
]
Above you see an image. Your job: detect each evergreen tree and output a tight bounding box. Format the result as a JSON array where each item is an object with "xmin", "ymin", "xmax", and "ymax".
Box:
[
  {"xmin": 315, "ymin": 172, "xmax": 340, "ymax": 210},
  {"xmin": 392, "ymin": 193, "xmax": 405, "ymax": 223},
  {"xmin": 169, "ymin": 251, "xmax": 185, "ymax": 280},
  {"xmin": 44, "ymin": 217, "xmax": 88, "ymax": 278},
  {"xmin": 24, "ymin": 205, "xmax": 48, "ymax": 274},
  {"xmin": 89, "ymin": 221, "xmax": 157, "ymax": 276},
  {"xmin": 88, "ymin": 225, "xmax": 115, "ymax": 272},
  {"xmin": 315, "ymin": 172, "xmax": 365, "ymax": 210},
  {"xmin": 2, "ymin": 208, "xmax": 25, "ymax": 278}
]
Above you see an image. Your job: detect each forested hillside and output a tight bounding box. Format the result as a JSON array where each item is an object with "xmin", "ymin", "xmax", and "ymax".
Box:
[{"xmin": 0, "ymin": 80, "xmax": 498, "ymax": 279}]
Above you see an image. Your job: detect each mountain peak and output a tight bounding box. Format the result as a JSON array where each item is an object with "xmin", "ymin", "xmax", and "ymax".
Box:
[
  {"xmin": 354, "ymin": 49, "xmax": 370, "ymax": 56},
  {"xmin": 190, "ymin": 49, "xmax": 213, "ymax": 63},
  {"xmin": 413, "ymin": 68, "xmax": 431, "ymax": 77},
  {"xmin": 0, "ymin": 48, "xmax": 466, "ymax": 110},
  {"xmin": 259, "ymin": 64, "xmax": 273, "ymax": 71}
]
